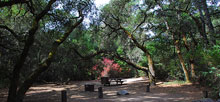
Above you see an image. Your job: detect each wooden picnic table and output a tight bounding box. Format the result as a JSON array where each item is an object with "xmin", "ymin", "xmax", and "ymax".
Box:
[
  {"xmin": 101, "ymin": 77, "xmax": 124, "ymax": 86},
  {"xmin": 110, "ymin": 78, "xmax": 124, "ymax": 85}
]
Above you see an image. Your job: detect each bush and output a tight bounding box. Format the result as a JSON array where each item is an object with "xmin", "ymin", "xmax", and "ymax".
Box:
[
  {"xmin": 197, "ymin": 43, "xmax": 220, "ymax": 99},
  {"xmin": 198, "ymin": 66, "xmax": 220, "ymax": 99}
]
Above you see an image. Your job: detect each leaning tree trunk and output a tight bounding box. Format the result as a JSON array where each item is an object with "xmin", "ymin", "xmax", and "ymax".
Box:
[
  {"xmin": 194, "ymin": 0, "xmax": 216, "ymax": 45},
  {"xmin": 14, "ymin": 16, "xmax": 84, "ymax": 102},
  {"xmin": 164, "ymin": 21, "xmax": 191, "ymax": 83},
  {"xmin": 121, "ymin": 26, "xmax": 156, "ymax": 84},
  {"xmin": 114, "ymin": 54, "xmax": 150, "ymax": 79},
  {"xmin": 146, "ymin": 54, "xmax": 156, "ymax": 85},
  {"xmin": 182, "ymin": 33, "xmax": 196, "ymax": 79},
  {"xmin": 201, "ymin": 0, "xmax": 216, "ymax": 45},
  {"xmin": 7, "ymin": 0, "xmax": 56, "ymax": 102},
  {"xmin": 173, "ymin": 34, "xmax": 190, "ymax": 83},
  {"xmin": 190, "ymin": 15, "xmax": 209, "ymax": 45},
  {"xmin": 198, "ymin": 7, "xmax": 209, "ymax": 45}
]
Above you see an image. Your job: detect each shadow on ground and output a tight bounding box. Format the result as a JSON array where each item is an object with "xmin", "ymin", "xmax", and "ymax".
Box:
[{"xmin": 0, "ymin": 78, "xmax": 203, "ymax": 102}]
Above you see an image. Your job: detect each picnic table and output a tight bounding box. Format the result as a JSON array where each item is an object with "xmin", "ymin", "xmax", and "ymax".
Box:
[
  {"xmin": 101, "ymin": 77, "xmax": 124, "ymax": 86},
  {"xmin": 110, "ymin": 78, "xmax": 124, "ymax": 85}
]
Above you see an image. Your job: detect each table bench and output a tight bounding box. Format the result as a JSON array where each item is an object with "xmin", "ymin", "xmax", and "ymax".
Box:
[
  {"xmin": 110, "ymin": 78, "xmax": 124, "ymax": 85},
  {"xmin": 101, "ymin": 77, "xmax": 124, "ymax": 86}
]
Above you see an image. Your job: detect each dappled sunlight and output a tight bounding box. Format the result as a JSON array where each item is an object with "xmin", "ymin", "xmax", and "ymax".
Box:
[
  {"xmin": 70, "ymin": 95, "xmax": 92, "ymax": 100},
  {"xmin": 27, "ymin": 84, "xmax": 80, "ymax": 95},
  {"xmin": 124, "ymin": 77, "xmax": 148, "ymax": 84},
  {"xmin": 0, "ymin": 77, "xmax": 203, "ymax": 102}
]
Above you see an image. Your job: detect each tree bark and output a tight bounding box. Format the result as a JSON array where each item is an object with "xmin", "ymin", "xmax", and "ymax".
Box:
[
  {"xmin": 201, "ymin": 0, "xmax": 216, "ymax": 45},
  {"xmin": 164, "ymin": 21, "xmax": 191, "ymax": 83},
  {"xmin": 114, "ymin": 54, "xmax": 149, "ymax": 73},
  {"xmin": 15, "ymin": 16, "xmax": 84, "ymax": 102},
  {"xmin": 114, "ymin": 54, "xmax": 151, "ymax": 79},
  {"xmin": 120, "ymin": 26, "xmax": 156, "ymax": 84},
  {"xmin": 72, "ymin": 48, "xmax": 107, "ymax": 60},
  {"xmin": 7, "ymin": 1, "xmax": 56, "ymax": 102},
  {"xmin": 182, "ymin": 33, "xmax": 196, "ymax": 79},
  {"xmin": 173, "ymin": 34, "xmax": 190, "ymax": 82},
  {"xmin": 191, "ymin": 15, "xmax": 209, "ymax": 44},
  {"xmin": 0, "ymin": 25, "xmax": 21, "ymax": 41},
  {"xmin": 190, "ymin": 59, "xmax": 196, "ymax": 78},
  {"xmin": 194, "ymin": 0, "xmax": 216, "ymax": 45}
]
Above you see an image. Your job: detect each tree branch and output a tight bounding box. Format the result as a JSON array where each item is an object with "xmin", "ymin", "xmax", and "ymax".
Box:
[
  {"xmin": 132, "ymin": 12, "xmax": 147, "ymax": 33},
  {"xmin": 35, "ymin": 0, "xmax": 56, "ymax": 21},
  {"xmin": 7, "ymin": 0, "xmax": 56, "ymax": 102},
  {"xmin": 132, "ymin": 3, "xmax": 153, "ymax": 33},
  {"xmin": 113, "ymin": 53, "xmax": 148, "ymax": 72},
  {"xmin": 72, "ymin": 47, "xmax": 107, "ymax": 60},
  {"xmin": 16, "ymin": 14, "xmax": 84, "ymax": 100},
  {"xmin": 120, "ymin": 26, "xmax": 150, "ymax": 55},
  {"xmin": 0, "ymin": 25, "xmax": 21, "ymax": 41},
  {"xmin": 26, "ymin": 0, "xmax": 35, "ymax": 15}
]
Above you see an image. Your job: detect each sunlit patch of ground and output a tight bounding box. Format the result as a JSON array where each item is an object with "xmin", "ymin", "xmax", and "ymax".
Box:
[{"xmin": 0, "ymin": 77, "xmax": 203, "ymax": 102}]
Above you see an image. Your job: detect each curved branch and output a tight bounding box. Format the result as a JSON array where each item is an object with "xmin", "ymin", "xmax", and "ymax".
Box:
[
  {"xmin": 114, "ymin": 54, "xmax": 148, "ymax": 72},
  {"xmin": 120, "ymin": 26, "xmax": 150, "ymax": 55},
  {"xmin": 7, "ymin": 0, "xmax": 56, "ymax": 102},
  {"xmin": 132, "ymin": 12, "xmax": 147, "ymax": 33},
  {"xmin": 16, "ymin": 15, "xmax": 83, "ymax": 101},
  {"xmin": 72, "ymin": 47, "xmax": 107, "ymax": 60},
  {"xmin": 0, "ymin": 25, "xmax": 20, "ymax": 41},
  {"xmin": 132, "ymin": 3, "xmax": 153, "ymax": 33}
]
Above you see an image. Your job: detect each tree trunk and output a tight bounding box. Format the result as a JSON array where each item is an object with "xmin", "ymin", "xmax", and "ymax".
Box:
[
  {"xmin": 114, "ymin": 54, "xmax": 153, "ymax": 81},
  {"xmin": 7, "ymin": 1, "xmax": 56, "ymax": 102},
  {"xmin": 198, "ymin": 7, "xmax": 209, "ymax": 44},
  {"xmin": 7, "ymin": 16, "xmax": 39, "ymax": 102},
  {"xmin": 173, "ymin": 34, "xmax": 191, "ymax": 83},
  {"xmin": 14, "ymin": 16, "xmax": 84, "ymax": 102},
  {"xmin": 146, "ymin": 54, "xmax": 156, "ymax": 84},
  {"xmin": 190, "ymin": 59, "xmax": 196, "ymax": 78},
  {"xmin": 194, "ymin": 0, "xmax": 216, "ymax": 45},
  {"xmin": 121, "ymin": 27, "xmax": 156, "ymax": 84},
  {"xmin": 114, "ymin": 54, "xmax": 149, "ymax": 72},
  {"xmin": 201, "ymin": 0, "xmax": 216, "ymax": 45},
  {"xmin": 164, "ymin": 20, "xmax": 190, "ymax": 83},
  {"xmin": 192, "ymin": 0, "xmax": 210, "ymax": 45},
  {"xmin": 182, "ymin": 33, "xmax": 196, "ymax": 79},
  {"xmin": 190, "ymin": 15, "xmax": 209, "ymax": 44}
]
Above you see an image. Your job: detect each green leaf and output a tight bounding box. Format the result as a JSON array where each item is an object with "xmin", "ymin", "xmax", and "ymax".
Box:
[{"xmin": 211, "ymin": 67, "xmax": 216, "ymax": 70}]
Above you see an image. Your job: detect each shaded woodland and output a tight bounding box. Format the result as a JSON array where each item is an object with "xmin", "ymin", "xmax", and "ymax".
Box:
[{"xmin": 0, "ymin": 0, "xmax": 220, "ymax": 102}]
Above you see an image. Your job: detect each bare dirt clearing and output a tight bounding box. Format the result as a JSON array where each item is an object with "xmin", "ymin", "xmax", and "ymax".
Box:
[{"xmin": 0, "ymin": 77, "xmax": 203, "ymax": 102}]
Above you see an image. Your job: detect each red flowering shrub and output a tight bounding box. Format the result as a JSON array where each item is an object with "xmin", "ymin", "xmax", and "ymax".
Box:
[{"xmin": 92, "ymin": 58, "xmax": 122, "ymax": 78}]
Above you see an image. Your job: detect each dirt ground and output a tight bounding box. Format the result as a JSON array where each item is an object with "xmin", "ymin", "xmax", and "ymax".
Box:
[{"xmin": 0, "ymin": 77, "xmax": 203, "ymax": 102}]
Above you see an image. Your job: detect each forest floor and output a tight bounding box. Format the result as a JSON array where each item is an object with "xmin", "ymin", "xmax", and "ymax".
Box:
[{"xmin": 0, "ymin": 77, "xmax": 203, "ymax": 102}]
